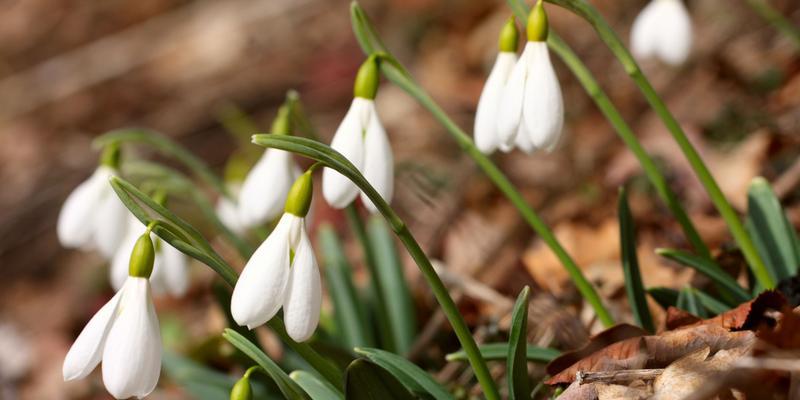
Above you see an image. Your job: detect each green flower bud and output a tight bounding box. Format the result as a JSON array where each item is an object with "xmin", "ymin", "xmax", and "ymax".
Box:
[
  {"xmin": 284, "ymin": 170, "xmax": 313, "ymax": 217},
  {"xmin": 353, "ymin": 55, "xmax": 380, "ymax": 100},
  {"xmin": 128, "ymin": 233, "xmax": 155, "ymax": 278},
  {"xmin": 99, "ymin": 143, "xmax": 121, "ymax": 169},
  {"xmin": 527, "ymin": 0, "xmax": 549, "ymax": 42},
  {"xmin": 271, "ymin": 104, "xmax": 292, "ymax": 136},
  {"xmin": 498, "ymin": 17, "xmax": 519, "ymax": 53},
  {"xmin": 230, "ymin": 376, "xmax": 252, "ymax": 400}
]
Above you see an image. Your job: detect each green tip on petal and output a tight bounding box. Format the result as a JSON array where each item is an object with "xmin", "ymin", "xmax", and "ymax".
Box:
[
  {"xmin": 498, "ymin": 16, "xmax": 519, "ymax": 53},
  {"xmin": 527, "ymin": 0, "xmax": 548, "ymax": 42},
  {"xmin": 353, "ymin": 55, "xmax": 380, "ymax": 100},
  {"xmin": 271, "ymin": 104, "xmax": 292, "ymax": 136},
  {"xmin": 99, "ymin": 143, "xmax": 121, "ymax": 169},
  {"xmin": 128, "ymin": 233, "xmax": 155, "ymax": 278},
  {"xmin": 284, "ymin": 170, "xmax": 314, "ymax": 217},
  {"xmin": 229, "ymin": 376, "xmax": 253, "ymax": 400}
]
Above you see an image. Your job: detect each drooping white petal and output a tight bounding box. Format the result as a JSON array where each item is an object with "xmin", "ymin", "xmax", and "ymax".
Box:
[
  {"xmin": 322, "ymin": 98, "xmax": 370, "ymax": 208},
  {"xmin": 230, "ymin": 214, "xmax": 294, "ymax": 329},
  {"xmin": 360, "ymin": 104, "xmax": 393, "ymax": 213},
  {"xmin": 91, "ymin": 181, "xmax": 129, "ymax": 259},
  {"xmin": 110, "ymin": 216, "xmax": 142, "ymax": 292},
  {"xmin": 496, "ymin": 46, "xmax": 530, "ymax": 148},
  {"xmin": 102, "ymin": 278, "xmax": 162, "ymax": 399},
  {"xmin": 238, "ymin": 149, "xmax": 297, "ymax": 228},
  {"xmin": 57, "ymin": 167, "xmax": 111, "ymax": 249},
  {"xmin": 216, "ymin": 185, "xmax": 247, "ymax": 235},
  {"xmin": 521, "ymin": 42, "xmax": 563, "ymax": 152},
  {"xmin": 475, "ymin": 52, "xmax": 517, "ymax": 154},
  {"xmin": 160, "ymin": 243, "xmax": 189, "ymax": 297},
  {"xmin": 631, "ymin": 0, "xmax": 692, "ymax": 65},
  {"xmin": 282, "ymin": 227, "xmax": 321, "ymax": 342},
  {"xmin": 514, "ymin": 120, "xmax": 535, "ymax": 154},
  {"xmin": 149, "ymin": 246, "xmax": 169, "ymax": 296},
  {"xmin": 63, "ymin": 288, "xmax": 124, "ymax": 381}
]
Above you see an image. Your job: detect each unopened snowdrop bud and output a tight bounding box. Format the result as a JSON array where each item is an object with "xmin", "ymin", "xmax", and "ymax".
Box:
[
  {"xmin": 323, "ymin": 56, "xmax": 393, "ymax": 213},
  {"xmin": 475, "ymin": 17, "xmax": 519, "ymax": 154},
  {"xmin": 497, "ymin": 0, "xmax": 564, "ymax": 153},
  {"xmin": 63, "ymin": 249, "xmax": 162, "ymax": 398},
  {"xmin": 231, "ymin": 171, "xmax": 321, "ymax": 341},
  {"xmin": 57, "ymin": 144, "xmax": 129, "ymax": 259},
  {"xmin": 237, "ymin": 105, "xmax": 302, "ymax": 228},
  {"xmin": 230, "ymin": 376, "xmax": 252, "ymax": 400},
  {"xmin": 631, "ymin": 0, "xmax": 692, "ymax": 66}
]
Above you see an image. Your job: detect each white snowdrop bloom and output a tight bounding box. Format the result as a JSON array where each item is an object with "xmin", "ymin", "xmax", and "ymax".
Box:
[
  {"xmin": 496, "ymin": 2, "xmax": 564, "ymax": 153},
  {"xmin": 231, "ymin": 171, "xmax": 321, "ymax": 342},
  {"xmin": 64, "ymin": 234, "xmax": 162, "ymax": 399},
  {"xmin": 475, "ymin": 18, "xmax": 519, "ymax": 154},
  {"xmin": 216, "ymin": 186, "xmax": 247, "ymax": 236},
  {"xmin": 111, "ymin": 215, "xmax": 189, "ymax": 297},
  {"xmin": 322, "ymin": 56, "xmax": 393, "ymax": 213},
  {"xmin": 631, "ymin": 0, "xmax": 692, "ymax": 66},
  {"xmin": 238, "ymin": 107, "xmax": 302, "ymax": 228},
  {"xmin": 57, "ymin": 146, "xmax": 128, "ymax": 259}
]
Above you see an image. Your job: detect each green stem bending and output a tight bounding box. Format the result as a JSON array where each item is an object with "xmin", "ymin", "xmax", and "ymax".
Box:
[
  {"xmin": 544, "ymin": 0, "xmax": 774, "ymax": 288},
  {"xmin": 251, "ymin": 134, "xmax": 501, "ymax": 400},
  {"xmin": 744, "ymin": 0, "xmax": 800, "ymax": 48},
  {"xmin": 349, "ymin": 2, "xmax": 614, "ymax": 330}
]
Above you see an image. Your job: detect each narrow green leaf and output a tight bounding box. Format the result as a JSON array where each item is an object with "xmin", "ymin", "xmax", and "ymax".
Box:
[
  {"xmin": 355, "ymin": 347, "xmax": 454, "ymax": 400},
  {"xmin": 290, "ymin": 370, "xmax": 344, "ymax": 400},
  {"xmin": 367, "ymin": 215, "xmax": 417, "ymax": 354},
  {"xmin": 693, "ymin": 289, "xmax": 731, "ymax": 315},
  {"xmin": 657, "ymin": 248, "xmax": 750, "ymax": 303},
  {"xmin": 345, "ymin": 359, "xmax": 415, "ymax": 400},
  {"xmin": 647, "ymin": 287, "xmax": 679, "ymax": 310},
  {"xmin": 747, "ymin": 177, "xmax": 800, "ymax": 282},
  {"xmin": 676, "ymin": 287, "xmax": 706, "ymax": 318},
  {"xmin": 508, "ymin": 287, "xmax": 530, "ymax": 400},
  {"xmin": 445, "ymin": 343, "xmax": 560, "ymax": 363},
  {"xmin": 223, "ymin": 329, "xmax": 308, "ymax": 400},
  {"xmin": 318, "ymin": 224, "xmax": 375, "ymax": 349},
  {"xmin": 618, "ymin": 188, "xmax": 655, "ymax": 333}
]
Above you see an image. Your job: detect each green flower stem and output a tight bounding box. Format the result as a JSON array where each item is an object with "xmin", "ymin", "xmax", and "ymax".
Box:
[
  {"xmin": 350, "ymin": 2, "xmax": 614, "ymax": 329},
  {"xmin": 544, "ymin": 0, "xmax": 774, "ymax": 288},
  {"xmin": 505, "ymin": 1, "xmax": 710, "ymax": 259},
  {"xmin": 251, "ymin": 134, "xmax": 501, "ymax": 400},
  {"xmin": 744, "ymin": 0, "xmax": 800, "ymax": 48}
]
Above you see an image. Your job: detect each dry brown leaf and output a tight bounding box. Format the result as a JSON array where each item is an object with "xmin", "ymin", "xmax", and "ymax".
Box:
[
  {"xmin": 559, "ymin": 381, "xmax": 651, "ymax": 400},
  {"xmin": 547, "ymin": 324, "xmax": 649, "ymax": 377}
]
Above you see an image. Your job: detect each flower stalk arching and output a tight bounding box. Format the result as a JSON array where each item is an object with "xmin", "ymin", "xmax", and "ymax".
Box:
[
  {"xmin": 350, "ymin": 2, "xmax": 614, "ymax": 327},
  {"xmin": 540, "ymin": 0, "xmax": 774, "ymax": 288},
  {"xmin": 502, "ymin": 1, "xmax": 711, "ymax": 259}
]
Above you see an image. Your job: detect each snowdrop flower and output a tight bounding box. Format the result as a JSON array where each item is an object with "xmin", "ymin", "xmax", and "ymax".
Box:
[
  {"xmin": 63, "ymin": 232, "xmax": 162, "ymax": 399},
  {"xmin": 216, "ymin": 183, "xmax": 247, "ymax": 236},
  {"xmin": 231, "ymin": 170, "xmax": 321, "ymax": 342},
  {"xmin": 475, "ymin": 17, "xmax": 519, "ymax": 154},
  {"xmin": 57, "ymin": 145, "xmax": 128, "ymax": 259},
  {"xmin": 322, "ymin": 55, "xmax": 393, "ymax": 213},
  {"xmin": 630, "ymin": 0, "xmax": 692, "ymax": 66},
  {"xmin": 238, "ymin": 106, "xmax": 302, "ymax": 228},
  {"xmin": 111, "ymin": 214, "xmax": 188, "ymax": 297},
  {"xmin": 497, "ymin": 0, "xmax": 564, "ymax": 154}
]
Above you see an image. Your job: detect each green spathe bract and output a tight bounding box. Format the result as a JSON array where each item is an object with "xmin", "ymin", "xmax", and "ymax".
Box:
[
  {"xmin": 353, "ymin": 55, "xmax": 380, "ymax": 100},
  {"xmin": 129, "ymin": 233, "xmax": 155, "ymax": 278},
  {"xmin": 499, "ymin": 17, "xmax": 519, "ymax": 52},
  {"xmin": 527, "ymin": 1, "xmax": 548, "ymax": 42},
  {"xmin": 285, "ymin": 171, "xmax": 314, "ymax": 217}
]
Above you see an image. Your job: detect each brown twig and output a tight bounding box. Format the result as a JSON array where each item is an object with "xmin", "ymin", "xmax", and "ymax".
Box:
[{"xmin": 576, "ymin": 368, "xmax": 664, "ymax": 384}]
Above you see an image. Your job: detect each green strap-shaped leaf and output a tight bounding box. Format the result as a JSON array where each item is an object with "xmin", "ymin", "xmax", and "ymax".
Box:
[
  {"xmin": 657, "ymin": 248, "xmax": 750, "ymax": 304},
  {"xmin": 747, "ymin": 177, "xmax": 800, "ymax": 282},
  {"xmin": 618, "ymin": 188, "xmax": 655, "ymax": 333},
  {"xmin": 508, "ymin": 287, "xmax": 531, "ymax": 400},
  {"xmin": 676, "ymin": 287, "xmax": 706, "ymax": 318},
  {"xmin": 223, "ymin": 329, "xmax": 309, "ymax": 400},
  {"xmin": 445, "ymin": 343, "xmax": 560, "ymax": 363},
  {"xmin": 367, "ymin": 216, "xmax": 417, "ymax": 355},
  {"xmin": 345, "ymin": 359, "xmax": 415, "ymax": 400},
  {"xmin": 290, "ymin": 370, "xmax": 344, "ymax": 400},
  {"xmin": 692, "ymin": 289, "xmax": 731, "ymax": 315},
  {"xmin": 648, "ymin": 287, "xmax": 730, "ymax": 316},
  {"xmin": 318, "ymin": 224, "xmax": 375, "ymax": 349},
  {"xmin": 354, "ymin": 347, "xmax": 454, "ymax": 400}
]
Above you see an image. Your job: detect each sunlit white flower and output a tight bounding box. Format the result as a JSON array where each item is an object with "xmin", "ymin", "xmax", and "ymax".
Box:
[
  {"xmin": 216, "ymin": 185, "xmax": 247, "ymax": 236},
  {"xmin": 63, "ymin": 276, "xmax": 162, "ymax": 399},
  {"xmin": 631, "ymin": 0, "xmax": 692, "ymax": 66},
  {"xmin": 111, "ymin": 215, "xmax": 188, "ymax": 297},
  {"xmin": 237, "ymin": 149, "xmax": 301, "ymax": 228},
  {"xmin": 231, "ymin": 171, "xmax": 321, "ymax": 342},
  {"xmin": 496, "ymin": 3, "xmax": 563, "ymax": 153},
  {"xmin": 57, "ymin": 165, "xmax": 128, "ymax": 259},
  {"xmin": 323, "ymin": 57, "xmax": 393, "ymax": 213}
]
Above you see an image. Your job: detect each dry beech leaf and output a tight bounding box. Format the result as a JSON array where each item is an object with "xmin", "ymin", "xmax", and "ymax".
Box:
[
  {"xmin": 652, "ymin": 346, "xmax": 751, "ymax": 400},
  {"xmin": 559, "ymin": 381, "xmax": 651, "ymax": 400},
  {"xmin": 547, "ymin": 324, "xmax": 649, "ymax": 376}
]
